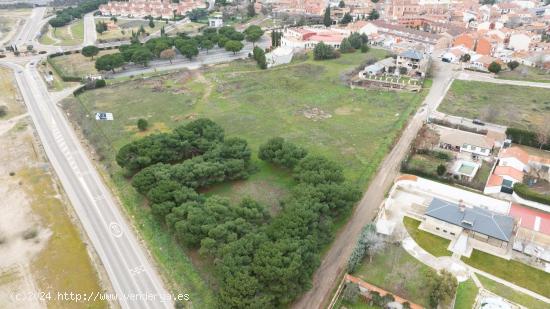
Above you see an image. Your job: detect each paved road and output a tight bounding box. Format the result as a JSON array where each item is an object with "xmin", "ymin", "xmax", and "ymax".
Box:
[
  {"xmin": 292, "ymin": 61, "xmax": 455, "ymax": 309},
  {"xmin": 1, "ymin": 60, "xmax": 173, "ymax": 309},
  {"xmin": 430, "ymin": 110, "xmax": 507, "ymax": 134},
  {"xmin": 458, "ymin": 71, "xmax": 550, "ymax": 89},
  {"xmin": 83, "ymin": 13, "xmax": 97, "ymax": 46},
  {"xmin": 10, "ymin": 7, "xmax": 46, "ymax": 47}
]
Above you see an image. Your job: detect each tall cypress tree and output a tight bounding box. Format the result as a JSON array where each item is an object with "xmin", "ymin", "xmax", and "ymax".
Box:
[{"xmin": 323, "ymin": 6, "xmax": 332, "ymax": 27}]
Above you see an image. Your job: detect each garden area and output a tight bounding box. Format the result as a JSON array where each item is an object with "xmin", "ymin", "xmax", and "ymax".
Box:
[
  {"xmin": 39, "ymin": 19, "xmax": 84, "ymax": 46},
  {"xmin": 438, "ymin": 80, "xmax": 550, "ymax": 130},
  {"xmin": 61, "ymin": 50, "xmax": 431, "ymax": 306},
  {"xmin": 477, "ymin": 274, "xmax": 549, "ymax": 309},
  {"xmin": 461, "ymin": 250, "xmax": 550, "ymax": 297},
  {"xmin": 403, "ymin": 217, "xmax": 451, "ymax": 257},
  {"xmin": 454, "ymin": 279, "xmax": 478, "ymax": 309},
  {"xmin": 353, "ymin": 244, "xmax": 455, "ymax": 308}
]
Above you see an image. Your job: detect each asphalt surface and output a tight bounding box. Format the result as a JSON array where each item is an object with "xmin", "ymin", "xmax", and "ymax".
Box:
[
  {"xmin": 292, "ymin": 61, "xmax": 456, "ymax": 309},
  {"xmin": 457, "ymin": 71, "xmax": 550, "ymax": 89},
  {"xmin": 10, "ymin": 7, "xmax": 46, "ymax": 47},
  {"xmin": 1, "ymin": 60, "xmax": 173, "ymax": 309},
  {"xmin": 83, "ymin": 13, "xmax": 97, "ymax": 46}
]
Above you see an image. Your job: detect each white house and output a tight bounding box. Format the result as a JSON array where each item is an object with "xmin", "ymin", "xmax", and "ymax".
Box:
[
  {"xmin": 208, "ymin": 14, "xmax": 223, "ymax": 28},
  {"xmin": 508, "ymin": 32, "xmax": 532, "ymax": 51},
  {"xmin": 435, "ymin": 125, "xmax": 495, "ymax": 158},
  {"xmin": 499, "ymin": 147, "xmax": 529, "ymax": 172}
]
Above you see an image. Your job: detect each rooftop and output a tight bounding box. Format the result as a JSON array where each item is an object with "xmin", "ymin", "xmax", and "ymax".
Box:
[{"xmin": 425, "ymin": 198, "xmax": 515, "ymax": 242}]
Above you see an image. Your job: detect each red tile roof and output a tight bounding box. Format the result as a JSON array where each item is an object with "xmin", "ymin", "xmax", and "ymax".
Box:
[
  {"xmin": 494, "ymin": 166, "xmax": 524, "ymax": 182},
  {"xmin": 509, "ymin": 204, "xmax": 550, "ymax": 235},
  {"xmin": 500, "ymin": 146, "xmax": 530, "ymax": 165}
]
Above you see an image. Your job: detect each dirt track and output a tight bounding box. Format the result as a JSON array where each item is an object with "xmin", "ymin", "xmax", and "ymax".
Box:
[{"xmin": 292, "ymin": 61, "xmax": 455, "ymax": 309}]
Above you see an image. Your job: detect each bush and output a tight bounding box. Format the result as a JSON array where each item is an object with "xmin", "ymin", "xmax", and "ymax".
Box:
[
  {"xmin": 95, "ymin": 79, "xmax": 106, "ymax": 88},
  {"xmin": 488, "ymin": 61, "xmax": 502, "ymax": 74},
  {"xmin": 506, "ymin": 127, "xmax": 550, "ymax": 150},
  {"xmin": 137, "ymin": 118, "xmax": 149, "ymax": 131},
  {"xmin": 313, "ymin": 42, "xmax": 338, "ymax": 60},
  {"xmin": 258, "ymin": 137, "xmax": 307, "ymax": 168},
  {"xmin": 514, "ymin": 183, "xmax": 550, "ymax": 205},
  {"xmin": 437, "ymin": 164, "xmax": 446, "ymax": 176},
  {"xmin": 360, "ymin": 44, "xmax": 369, "ymax": 53},
  {"xmin": 0, "ymin": 105, "xmax": 7, "ymax": 117}
]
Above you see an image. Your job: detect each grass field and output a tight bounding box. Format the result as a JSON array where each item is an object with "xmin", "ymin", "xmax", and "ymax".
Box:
[
  {"xmin": 403, "ymin": 217, "xmax": 451, "ymax": 257},
  {"xmin": 0, "ymin": 9, "xmax": 31, "ymax": 45},
  {"xmin": 0, "ymin": 68, "xmax": 26, "ymax": 118},
  {"xmin": 63, "ymin": 50, "xmax": 430, "ymax": 305},
  {"xmin": 477, "ymin": 274, "xmax": 549, "ymax": 309},
  {"xmin": 462, "ymin": 250, "xmax": 550, "ymax": 297},
  {"xmin": 49, "ymin": 49, "xmax": 118, "ymax": 79},
  {"xmin": 497, "ymin": 65, "xmax": 550, "ymax": 83},
  {"xmin": 39, "ymin": 19, "xmax": 84, "ymax": 46},
  {"xmin": 454, "ymin": 279, "xmax": 478, "ymax": 309},
  {"xmin": 354, "ymin": 244, "xmax": 434, "ymax": 307},
  {"xmin": 438, "ymin": 80, "xmax": 550, "ymax": 130},
  {"xmin": 96, "ymin": 17, "xmax": 164, "ymax": 42}
]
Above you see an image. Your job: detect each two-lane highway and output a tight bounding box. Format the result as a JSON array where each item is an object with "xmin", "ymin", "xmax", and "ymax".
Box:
[
  {"xmin": 10, "ymin": 7, "xmax": 46, "ymax": 47},
  {"xmin": 2, "ymin": 60, "xmax": 173, "ymax": 309}
]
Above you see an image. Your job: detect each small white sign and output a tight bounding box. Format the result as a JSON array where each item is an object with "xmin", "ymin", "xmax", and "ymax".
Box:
[{"xmin": 95, "ymin": 112, "xmax": 113, "ymax": 121}]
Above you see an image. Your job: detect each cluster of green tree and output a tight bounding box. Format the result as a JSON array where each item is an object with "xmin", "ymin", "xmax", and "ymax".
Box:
[
  {"xmin": 94, "ymin": 25, "xmax": 258, "ymax": 71},
  {"xmin": 186, "ymin": 8, "xmax": 208, "ymax": 22},
  {"xmin": 347, "ymin": 223, "xmax": 385, "ymax": 273},
  {"xmin": 506, "ymin": 127, "xmax": 550, "ymax": 151},
  {"xmin": 340, "ymin": 32, "xmax": 369, "ymax": 53},
  {"xmin": 488, "ymin": 61, "xmax": 502, "ymax": 74},
  {"xmin": 95, "ymin": 20, "xmax": 108, "ymax": 34},
  {"xmin": 313, "ymin": 42, "xmax": 340, "ymax": 60},
  {"xmin": 49, "ymin": 0, "xmax": 106, "ymax": 29},
  {"xmin": 258, "ymin": 137, "xmax": 307, "ymax": 168},
  {"xmin": 118, "ymin": 129, "xmax": 361, "ymax": 307},
  {"xmin": 252, "ymin": 46, "xmax": 267, "ymax": 69},
  {"xmin": 271, "ymin": 30, "xmax": 282, "ymax": 47},
  {"xmin": 426, "ymin": 270, "xmax": 457, "ymax": 308}
]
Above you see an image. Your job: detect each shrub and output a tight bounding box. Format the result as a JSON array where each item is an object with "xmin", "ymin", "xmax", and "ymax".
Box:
[
  {"xmin": 437, "ymin": 164, "xmax": 446, "ymax": 176},
  {"xmin": 0, "ymin": 105, "xmax": 7, "ymax": 117},
  {"xmin": 95, "ymin": 79, "xmax": 106, "ymax": 88},
  {"xmin": 488, "ymin": 61, "xmax": 502, "ymax": 74},
  {"xmin": 137, "ymin": 118, "xmax": 149, "ymax": 131},
  {"xmin": 360, "ymin": 44, "xmax": 369, "ymax": 53},
  {"xmin": 514, "ymin": 183, "xmax": 550, "ymax": 205},
  {"xmin": 506, "ymin": 127, "xmax": 550, "ymax": 150}
]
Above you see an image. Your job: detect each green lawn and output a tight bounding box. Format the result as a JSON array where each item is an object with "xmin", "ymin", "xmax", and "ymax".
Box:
[
  {"xmin": 336, "ymin": 299, "xmax": 378, "ymax": 309},
  {"xmin": 39, "ymin": 19, "xmax": 84, "ymax": 46},
  {"xmin": 454, "ymin": 279, "xmax": 478, "ymax": 309},
  {"xmin": 477, "ymin": 274, "xmax": 549, "ymax": 309},
  {"xmin": 406, "ymin": 153, "xmax": 448, "ymax": 175},
  {"xmin": 403, "ymin": 217, "xmax": 451, "ymax": 257},
  {"xmin": 438, "ymin": 80, "xmax": 550, "ymax": 130},
  {"xmin": 62, "ymin": 51, "xmax": 430, "ymax": 306},
  {"xmin": 497, "ymin": 65, "xmax": 550, "ymax": 83},
  {"xmin": 354, "ymin": 244, "xmax": 434, "ymax": 307},
  {"xmin": 462, "ymin": 250, "xmax": 550, "ymax": 297}
]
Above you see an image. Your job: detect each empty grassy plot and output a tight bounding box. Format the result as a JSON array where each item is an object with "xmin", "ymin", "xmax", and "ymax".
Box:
[
  {"xmin": 497, "ymin": 65, "xmax": 550, "ymax": 83},
  {"xmin": 49, "ymin": 49, "xmax": 118, "ymax": 79},
  {"xmin": 462, "ymin": 250, "xmax": 550, "ymax": 297},
  {"xmin": 438, "ymin": 80, "xmax": 550, "ymax": 130},
  {"xmin": 39, "ymin": 19, "xmax": 84, "ymax": 46},
  {"xmin": 403, "ymin": 217, "xmax": 451, "ymax": 257},
  {"xmin": 0, "ymin": 68, "xmax": 26, "ymax": 119},
  {"xmin": 0, "ymin": 9, "xmax": 31, "ymax": 45},
  {"xmin": 95, "ymin": 17, "xmax": 165, "ymax": 42}
]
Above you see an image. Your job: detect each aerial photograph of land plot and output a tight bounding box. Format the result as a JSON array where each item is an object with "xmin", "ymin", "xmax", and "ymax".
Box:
[{"xmin": 1, "ymin": 0, "xmax": 549, "ymax": 308}]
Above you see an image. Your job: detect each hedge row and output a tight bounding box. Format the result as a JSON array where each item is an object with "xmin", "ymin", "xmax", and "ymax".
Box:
[
  {"xmin": 513, "ymin": 183, "xmax": 550, "ymax": 205},
  {"xmin": 506, "ymin": 127, "xmax": 550, "ymax": 151}
]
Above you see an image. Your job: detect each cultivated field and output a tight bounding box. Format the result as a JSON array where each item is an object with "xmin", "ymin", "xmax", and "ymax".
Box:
[
  {"xmin": 39, "ymin": 19, "xmax": 84, "ymax": 46},
  {"xmin": 0, "ymin": 68, "xmax": 107, "ymax": 309},
  {"xmin": 0, "ymin": 9, "xmax": 31, "ymax": 45},
  {"xmin": 438, "ymin": 80, "xmax": 550, "ymax": 130},
  {"xmin": 62, "ymin": 50, "xmax": 430, "ymax": 305}
]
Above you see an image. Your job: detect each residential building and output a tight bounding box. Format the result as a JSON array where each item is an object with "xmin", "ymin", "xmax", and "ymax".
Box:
[
  {"xmin": 435, "ymin": 125, "xmax": 495, "ymax": 158},
  {"xmin": 99, "ymin": 0, "xmax": 205, "ymax": 18},
  {"xmin": 280, "ymin": 26, "xmax": 348, "ymax": 50},
  {"xmin": 422, "ymin": 198, "xmax": 516, "ymax": 254}
]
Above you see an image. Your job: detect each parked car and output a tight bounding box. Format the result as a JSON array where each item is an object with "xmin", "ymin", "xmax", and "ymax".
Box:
[{"xmin": 472, "ymin": 119, "xmax": 485, "ymax": 126}]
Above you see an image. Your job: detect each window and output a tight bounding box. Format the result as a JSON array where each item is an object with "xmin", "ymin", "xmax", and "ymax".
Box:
[
  {"xmin": 436, "ymin": 227, "xmax": 440, "ymax": 230},
  {"xmin": 443, "ymin": 229, "xmax": 447, "ymax": 233},
  {"xmin": 450, "ymin": 232, "xmax": 456, "ymax": 236},
  {"xmin": 502, "ymin": 179, "xmax": 513, "ymax": 188}
]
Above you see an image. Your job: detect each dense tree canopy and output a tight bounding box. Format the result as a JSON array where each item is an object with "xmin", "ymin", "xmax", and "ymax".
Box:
[
  {"xmin": 244, "ymin": 25, "xmax": 264, "ymax": 45},
  {"xmin": 94, "ymin": 53, "xmax": 125, "ymax": 72},
  {"xmin": 82, "ymin": 45, "xmax": 99, "ymax": 59},
  {"xmin": 118, "ymin": 119, "xmax": 361, "ymax": 308}
]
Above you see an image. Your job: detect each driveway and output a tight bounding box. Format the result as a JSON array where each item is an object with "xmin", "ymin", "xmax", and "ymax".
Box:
[{"xmin": 292, "ymin": 60, "xmax": 455, "ymax": 309}]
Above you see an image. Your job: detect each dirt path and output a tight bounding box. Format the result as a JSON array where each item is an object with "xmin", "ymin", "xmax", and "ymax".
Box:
[{"xmin": 291, "ymin": 62, "xmax": 456, "ymax": 309}]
